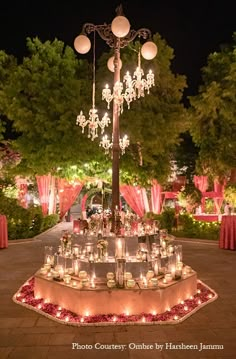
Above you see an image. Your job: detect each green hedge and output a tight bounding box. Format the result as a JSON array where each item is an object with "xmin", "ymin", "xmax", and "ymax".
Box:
[
  {"xmin": 0, "ymin": 194, "xmax": 59, "ymax": 239},
  {"xmin": 144, "ymin": 210, "xmax": 220, "ymax": 240},
  {"xmin": 172, "ymin": 213, "xmax": 220, "ymax": 240}
]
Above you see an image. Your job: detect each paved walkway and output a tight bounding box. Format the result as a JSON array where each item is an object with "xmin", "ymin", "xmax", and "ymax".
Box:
[{"xmin": 0, "ymin": 223, "xmax": 236, "ymax": 359}]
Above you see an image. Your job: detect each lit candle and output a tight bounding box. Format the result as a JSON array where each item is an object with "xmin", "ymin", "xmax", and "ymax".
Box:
[
  {"xmin": 58, "ymin": 266, "xmax": 65, "ymax": 279},
  {"xmin": 164, "ymin": 273, "xmax": 172, "ymax": 283},
  {"xmin": 126, "ymin": 279, "xmax": 135, "ymax": 288},
  {"xmin": 72, "ymin": 281, "xmax": 77, "ymax": 288},
  {"xmin": 125, "ymin": 272, "xmax": 132, "ymax": 280},
  {"xmin": 74, "ymin": 261, "xmax": 79, "ymax": 276},
  {"xmin": 146, "ymin": 270, "xmax": 154, "ymax": 280},
  {"xmin": 151, "ymin": 278, "xmax": 158, "ymax": 287},
  {"xmin": 63, "ymin": 274, "xmax": 71, "ymax": 285},
  {"xmin": 116, "ymin": 239, "xmax": 122, "ymax": 258},
  {"xmin": 79, "ymin": 271, "xmax": 87, "ymax": 279},
  {"xmin": 143, "ymin": 278, "xmax": 148, "ymax": 288},
  {"xmin": 154, "ymin": 262, "xmax": 159, "ymax": 276}
]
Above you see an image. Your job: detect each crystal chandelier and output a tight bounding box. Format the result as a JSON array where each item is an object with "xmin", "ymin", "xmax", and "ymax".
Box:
[
  {"xmin": 76, "ymin": 33, "xmax": 110, "ymax": 141},
  {"xmin": 100, "ymin": 134, "xmax": 130, "ymax": 155},
  {"xmin": 102, "ymin": 50, "xmax": 155, "ymax": 114}
]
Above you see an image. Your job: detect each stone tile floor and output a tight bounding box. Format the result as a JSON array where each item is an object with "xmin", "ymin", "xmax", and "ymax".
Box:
[{"xmin": 0, "ymin": 222, "xmax": 235, "ymax": 359}]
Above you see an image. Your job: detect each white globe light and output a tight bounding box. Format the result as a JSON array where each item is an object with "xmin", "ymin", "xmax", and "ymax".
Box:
[
  {"xmin": 141, "ymin": 41, "xmax": 158, "ymax": 60},
  {"xmin": 111, "ymin": 16, "xmax": 130, "ymax": 38},
  {"xmin": 107, "ymin": 56, "xmax": 122, "ymax": 72},
  {"xmin": 74, "ymin": 35, "xmax": 91, "ymax": 54}
]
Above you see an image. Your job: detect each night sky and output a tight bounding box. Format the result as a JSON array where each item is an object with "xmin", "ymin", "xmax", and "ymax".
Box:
[{"xmin": 0, "ymin": 0, "xmax": 235, "ymax": 97}]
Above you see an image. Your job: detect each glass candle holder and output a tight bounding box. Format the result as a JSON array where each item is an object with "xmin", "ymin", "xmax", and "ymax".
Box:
[
  {"xmin": 72, "ymin": 244, "xmax": 81, "ymax": 257},
  {"xmin": 72, "ymin": 258, "xmax": 80, "ymax": 276},
  {"xmin": 175, "ymin": 244, "xmax": 183, "ymax": 263},
  {"xmin": 115, "ymin": 237, "xmax": 126, "ymax": 259},
  {"xmin": 115, "ymin": 258, "xmax": 126, "ymax": 288},
  {"xmin": 44, "ymin": 246, "xmax": 54, "ymax": 266},
  {"xmin": 85, "ymin": 242, "xmax": 94, "ymax": 256}
]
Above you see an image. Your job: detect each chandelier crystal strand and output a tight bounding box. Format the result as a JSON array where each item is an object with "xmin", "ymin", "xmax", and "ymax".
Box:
[
  {"xmin": 76, "ymin": 32, "xmax": 110, "ymax": 141},
  {"xmin": 100, "ymin": 134, "xmax": 129, "ymax": 155},
  {"xmin": 119, "ymin": 135, "xmax": 130, "ymax": 155},
  {"xmin": 102, "ymin": 49, "xmax": 155, "ymax": 113}
]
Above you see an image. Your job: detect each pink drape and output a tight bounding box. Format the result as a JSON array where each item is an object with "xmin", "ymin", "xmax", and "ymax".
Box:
[
  {"xmin": 18, "ymin": 184, "xmax": 28, "ymax": 208},
  {"xmin": 213, "ymin": 179, "xmax": 225, "ymax": 214},
  {"xmin": 194, "ymin": 176, "xmax": 208, "ymax": 192},
  {"xmin": 164, "ymin": 192, "xmax": 178, "ymax": 199},
  {"xmin": 15, "ymin": 177, "xmax": 28, "ymax": 208},
  {"xmin": 81, "ymin": 194, "xmax": 88, "ymax": 212},
  {"xmin": 151, "ymin": 180, "xmax": 162, "ymax": 214},
  {"xmin": 57, "ymin": 179, "xmax": 83, "ymax": 219},
  {"xmin": 120, "ymin": 185, "xmax": 145, "ymax": 218},
  {"xmin": 36, "ymin": 175, "xmax": 51, "ymax": 216},
  {"xmin": 194, "ymin": 176, "xmax": 208, "ymax": 212}
]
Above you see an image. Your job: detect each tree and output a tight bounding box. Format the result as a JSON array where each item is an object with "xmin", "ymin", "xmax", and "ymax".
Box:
[
  {"xmin": 1, "ymin": 35, "xmax": 188, "ymax": 185},
  {"xmin": 190, "ymin": 33, "xmax": 236, "ymax": 179},
  {"xmin": 0, "ymin": 38, "xmax": 105, "ymax": 176},
  {"xmin": 0, "ymin": 51, "xmax": 18, "ymax": 141}
]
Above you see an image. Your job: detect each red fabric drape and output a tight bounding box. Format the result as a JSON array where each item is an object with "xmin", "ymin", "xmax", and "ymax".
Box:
[
  {"xmin": 120, "ymin": 185, "xmax": 145, "ymax": 217},
  {"xmin": 36, "ymin": 175, "xmax": 51, "ymax": 216},
  {"xmin": 58, "ymin": 179, "xmax": 83, "ymax": 219},
  {"xmin": 151, "ymin": 180, "xmax": 162, "ymax": 214}
]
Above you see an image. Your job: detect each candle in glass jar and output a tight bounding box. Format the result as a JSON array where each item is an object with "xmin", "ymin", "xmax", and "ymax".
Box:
[
  {"xmin": 63, "ymin": 274, "xmax": 71, "ymax": 285},
  {"xmin": 79, "ymin": 271, "xmax": 87, "ymax": 279},
  {"xmin": 126, "ymin": 279, "xmax": 135, "ymax": 288},
  {"xmin": 72, "ymin": 281, "xmax": 77, "ymax": 288},
  {"xmin": 125, "ymin": 272, "xmax": 132, "ymax": 280},
  {"xmin": 164, "ymin": 273, "xmax": 172, "ymax": 283},
  {"xmin": 58, "ymin": 266, "xmax": 65, "ymax": 279}
]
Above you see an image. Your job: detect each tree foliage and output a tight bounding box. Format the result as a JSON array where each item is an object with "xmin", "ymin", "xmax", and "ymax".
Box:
[
  {"xmin": 190, "ymin": 33, "xmax": 236, "ymax": 178},
  {"xmin": 0, "ymin": 35, "xmax": 188, "ymax": 185}
]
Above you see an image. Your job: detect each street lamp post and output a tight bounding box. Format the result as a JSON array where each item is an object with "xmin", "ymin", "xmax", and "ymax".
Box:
[{"xmin": 74, "ymin": 5, "xmax": 157, "ymax": 233}]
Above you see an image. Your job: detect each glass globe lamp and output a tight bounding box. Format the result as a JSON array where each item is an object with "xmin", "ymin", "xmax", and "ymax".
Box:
[
  {"xmin": 141, "ymin": 41, "xmax": 158, "ymax": 60},
  {"xmin": 111, "ymin": 16, "xmax": 130, "ymax": 38},
  {"xmin": 107, "ymin": 56, "xmax": 123, "ymax": 72},
  {"xmin": 74, "ymin": 35, "xmax": 91, "ymax": 54}
]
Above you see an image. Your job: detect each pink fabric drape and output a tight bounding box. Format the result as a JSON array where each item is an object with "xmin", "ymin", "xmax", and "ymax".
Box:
[
  {"xmin": 15, "ymin": 177, "xmax": 28, "ymax": 208},
  {"xmin": 57, "ymin": 179, "xmax": 83, "ymax": 219},
  {"xmin": 213, "ymin": 179, "xmax": 225, "ymax": 214},
  {"xmin": 141, "ymin": 188, "xmax": 150, "ymax": 213},
  {"xmin": 81, "ymin": 194, "xmax": 88, "ymax": 212},
  {"xmin": 0, "ymin": 215, "xmax": 8, "ymax": 248},
  {"xmin": 120, "ymin": 185, "xmax": 145, "ymax": 217},
  {"xmin": 164, "ymin": 192, "xmax": 178, "ymax": 199},
  {"xmin": 36, "ymin": 175, "xmax": 51, "ymax": 216},
  {"xmin": 194, "ymin": 176, "xmax": 208, "ymax": 212},
  {"xmin": 194, "ymin": 176, "xmax": 208, "ymax": 192},
  {"xmin": 151, "ymin": 180, "xmax": 162, "ymax": 214},
  {"xmin": 18, "ymin": 184, "xmax": 28, "ymax": 208}
]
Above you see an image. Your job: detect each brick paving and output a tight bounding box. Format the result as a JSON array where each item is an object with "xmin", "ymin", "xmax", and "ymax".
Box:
[{"xmin": 0, "ymin": 222, "xmax": 236, "ymax": 359}]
